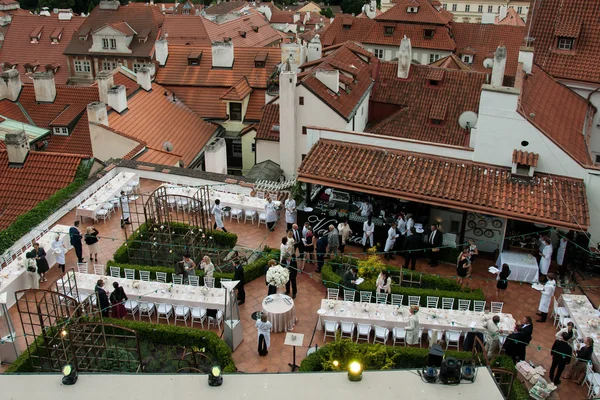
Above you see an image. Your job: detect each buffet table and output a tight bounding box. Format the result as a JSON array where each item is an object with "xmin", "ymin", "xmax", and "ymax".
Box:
[
  {"xmin": 316, "ymin": 299, "xmax": 515, "ymax": 334},
  {"xmin": 0, "ymin": 225, "xmax": 71, "ymax": 309},
  {"xmin": 495, "ymin": 251, "xmax": 539, "ymax": 283},
  {"xmin": 73, "ymin": 272, "xmax": 226, "ymax": 311},
  {"xmin": 262, "ymin": 294, "xmax": 296, "ymax": 332},
  {"xmin": 561, "ymin": 294, "xmax": 600, "ymax": 369},
  {"xmin": 76, "ymin": 172, "xmax": 138, "ymax": 220}
]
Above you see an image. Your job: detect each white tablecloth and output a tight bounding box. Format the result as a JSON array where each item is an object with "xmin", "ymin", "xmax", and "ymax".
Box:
[
  {"xmin": 0, "ymin": 225, "xmax": 71, "ymax": 309},
  {"xmin": 316, "ymin": 299, "xmax": 515, "ymax": 335},
  {"xmin": 73, "ymin": 272, "xmax": 226, "ymax": 311},
  {"xmin": 262, "ymin": 294, "xmax": 296, "ymax": 332},
  {"xmin": 561, "ymin": 294, "xmax": 600, "ymax": 368},
  {"xmin": 76, "ymin": 172, "xmax": 137, "ymax": 220},
  {"xmin": 496, "ymin": 251, "xmax": 539, "ymax": 283}
]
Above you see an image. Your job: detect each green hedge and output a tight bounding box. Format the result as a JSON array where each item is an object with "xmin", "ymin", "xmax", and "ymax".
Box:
[
  {"xmin": 0, "ymin": 161, "xmax": 92, "ymax": 256},
  {"xmin": 322, "ymin": 263, "xmax": 485, "ymax": 308},
  {"xmin": 4, "ymin": 334, "xmax": 48, "ymax": 373}
]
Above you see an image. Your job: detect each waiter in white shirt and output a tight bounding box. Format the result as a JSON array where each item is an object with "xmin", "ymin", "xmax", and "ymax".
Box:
[
  {"xmin": 538, "ymin": 237, "xmax": 553, "ymax": 280},
  {"xmin": 396, "ymin": 212, "xmax": 407, "ymax": 250},
  {"xmin": 362, "ymin": 216, "xmax": 375, "ymax": 252},
  {"xmin": 285, "ymin": 198, "xmax": 297, "ymax": 231},
  {"xmin": 384, "ymin": 222, "xmax": 399, "ymax": 260},
  {"xmin": 212, "ymin": 199, "xmax": 227, "ymax": 232},
  {"xmin": 360, "ymin": 200, "xmax": 373, "ymax": 217},
  {"xmin": 265, "ymin": 197, "xmax": 278, "ymax": 231},
  {"xmin": 405, "ymin": 214, "xmax": 414, "ymax": 236},
  {"xmin": 536, "ymin": 273, "xmax": 556, "ymax": 322}
]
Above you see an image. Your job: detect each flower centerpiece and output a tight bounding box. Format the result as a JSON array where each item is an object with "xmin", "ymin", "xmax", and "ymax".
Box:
[
  {"xmin": 576, "ymin": 298, "xmax": 585, "ymax": 306},
  {"xmin": 132, "ymin": 281, "xmax": 140, "ymax": 289},
  {"xmin": 362, "ymin": 303, "xmax": 370, "ymax": 313},
  {"xmin": 588, "ymin": 319, "xmax": 599, "ymax": 328},
  {"xmin": 327, "ymin": 301, "xmax": 335, "ymax": 309},
  {"xmin": 201, "ymin": 286, "xmax": 209, "ymax": 295},
  {"xmin": 266, "ymin": 265, "xmax": 290, "ymax": 288}
]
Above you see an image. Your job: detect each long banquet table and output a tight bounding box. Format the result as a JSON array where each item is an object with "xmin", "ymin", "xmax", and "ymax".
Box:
[
  {"xmin": 561, "ymin": 294, "xmax": 600, "ymax": 368},
  {"xmin": 73, "ymin": 272, "xmax": 227, "ymax": 311},
  {"xmin": 0, "ymin": 225, "xmax": 72, "ymax": 309},
  {"xmin": 495, "ymin": 251, "xmax": 539, "ymax": 283},
  {"xmin": 316, "ymin": 299, "xmax": 516, "ymax": 336},
  {"xmin": 76, "ymin": 172, "xmax": 138, "ymax": 220}
]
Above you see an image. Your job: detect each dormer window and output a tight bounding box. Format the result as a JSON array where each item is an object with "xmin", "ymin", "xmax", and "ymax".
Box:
[
  {"xmin": 424, "ymin": 29, "xmax": 434, "ymax": 39},
  {"xmin": 557, "ymin": 37, "xmax": 574, "ymax": 50},
  {"xmin": 343, "ymin": 24, "xmax": 351, "ymax": 30},
  {"xmin": 384, "ymin": 26, "xmax": 394, "ymax": 36},
  {"xmin": 431, "ymin": 119, "xmax": 443, "ymax": 125},
  {"xmin": 407, "ymin": 6, "xmax": 419, "ymax": 13},
  {"xmin": 429, "ymin": 79, "xmax": 439, "ymax": 86},
  {"xmin": 24, "ymin": 63, "xmax": 39, "ymax": 73},
  {"xmin": 255, "ymin": 52, "xmax": 268, "ymax": 68},
  {"xmin": 187, "ymin": 51, "xmax": 202, "ymax": 66},
  {"xmin": 78, "ymin": 27, "xmax": 90, "ymax": 41},
  {"xmin": 462, "ymin": 55, "xmax": 473, "ymax": 64},
  {"xmin": 29, "ymin": 26, "xmax": 42, "ymax": 43},
  {"xmin": 50, "ymin": 27, "xmax": 63, "ymax": 44},
  {"xmin": 102, "ymin": 38, "xmax": 117, "ymax": 50},
  {"xmin": 53, "ymin": 127, "xmax": 69, "ymax": 136}
]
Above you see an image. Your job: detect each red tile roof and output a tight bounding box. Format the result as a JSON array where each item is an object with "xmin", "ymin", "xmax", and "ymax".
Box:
[
  {"xmin": 512, "ymin": 149, "xmax": 539, "ymax": 167},
  {"xmin": 45, "ymin": 115, "xmax": 93, "ymax": 156},
  {"xmin": 320, "ymin": 15, "xmax": 376, "ymax": 47},
  {"xmin": 376, "ymin": 0, "xmax": 450, "ymax": 25},
  {"xmin": 255, "ymin": 103, "xmax": 279, "ymax": 141},
  {"xmin": 357, "ymin": 9, "xmax": 383, "ymax": 18},
  {"xmin": 102, "ymin": 21, "xmax": 136, "ymax": 36},
  {"xmin": 220, "ymin": 77, "xmax": 253, "ymax": 101},
  {"xmin": 64, "ymin": 3, "xmax": 164, "ymax": 58},
  {"xmin": 0, "ymin": 14, "xmax": 86, "ymax": 84},
  {"xmin": 204, "ymin": 0, "xmax": 247, "ymax": 15},
  {"xmin": 519, "ymin": 65, "xmax": 593, "ymax": 166},
  {"xmin": 429, "ymin": 54, "xmax": 472, "ymax": 71},
  {"xmin": 528, "ymin": 0, "xmax": 600, "ymax": 84},
  {"xmin": 298, "ymin": 139, "xmax": 590, "ymax": 229},
  {"xmin": 203, "ymin": 10, "xmax": 282, "ymax": 47},
  {"xmin": 161, "ymin": 15, "xmax": 211, "ymax": 45},
  {"xmin": 452, "ymin": 23, "xmax": 525, "ymax": 77},
  {"xmin": 369, "ymin": 62, "xmax": 485, "ymax": 146},
  {"xmin": 0, "ymin": 150, "xmax": 86, "ymax": 230},
  {"xmin": 364, "ymin": 22, "xmax": 455, "ymax": 51},
  {"xmin": 0, "ymin": 100, "xmax": 29, "ymax": 123},
  {"xmin": 495, "ymin": 8, "xmax": 525, "ymax": 27}
]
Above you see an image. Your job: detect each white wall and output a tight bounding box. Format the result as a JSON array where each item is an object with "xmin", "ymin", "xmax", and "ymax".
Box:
[
  {"xmin": 364, "ymin": 43, "xmax": 451, "ymax": 64},
  {"xmin": 89, "ymin": 123, "xmax": 140, "ymax": 162},
  {"xmin": 256, "ymin": 140, "xmax": 280, "ymax": 166},
  {"xmin": 563, "ymin": 81, "xmax": 600, "ymax": 163},
  {"xmin": 89, "ymin": 28, "xmax": 132, "ymax": 54},
  {"xmin": 347, "ymin": 91, "xmax": 371, "ymax": 133}
]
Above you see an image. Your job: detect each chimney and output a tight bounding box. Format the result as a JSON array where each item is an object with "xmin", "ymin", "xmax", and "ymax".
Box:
[
  {"xmin": 107, "ymin": 85, "xmax": 127, "ymax": 113},
  {"xmin": 481, "ymin": 13, "xmax": 495, "ymax": 24},
  {"xmin": 397, "ymin": 35, "xmax": 412, "ymax": 79},
  {"xmin": 211, "ymin": 41, "xmax": 234, "ymax": 68},
  {"xmin": 514, "ymin": 63, "xmax": 524, "ymax": 90},
  {"xmin": 279, "ymin": 62, "xmax": 297, "ymax": 179},
  {"xmin": 303, "ymin": 11, "xmax": 310, "ymax": 25},
  {"xmin": 5, "ymin": 130, "xmax": 29, "ymax": 167},
  {"xmin": 306, "ymin": 34, "xmax": 322, "ymax": 62},
  {"xmin": 87, "ymin": 101, "xmax": 109, "ymax": 126},
  {"xmin": 99, "ymin": 0, "xmax": 120, "ymax": 10},
  {"xmin": 518, "ymin": 46, "xmax": 534, "ymax": 74},
  {"xmin": 155, "ymin": 38, "xmax": 169, "ymax": 66},
  {"xmin": 136, "ymin": 66, "xmax": 152, "ymax": 91},
  {"xmin": 366, "ymin": 0, "xmax": 377, "ymax": 19},
  {"xmin": 491, "ymin": 45, "xmax": 507, "ymax": 87},
  {"xmin": 293, "ymin": 13, "xmax": 300, "ymax": 23},
  {"xmin": 498, "ymin": 5, "xmax": 507, "ymax": 21},
  {"xmin": 0, "ymin": 69, "xmax": 22, "ymax": 101},
  {"xmin": 32, "ymin": 71, "xmax": 56, "ymax": 102},
  {"xmin": 281, "ymin": 43, "xmax": 305, "ymax": 71},
  {"xmin": 315, "ymin": 69, "xmax": 339, "ymax": 93},
  {"xmin": 204, "ymin": 138, "xmax": 227, "ymax": 174},
  {"xmin": 96, "ymin": 70, "xmax": 114, "ymax": 104}
]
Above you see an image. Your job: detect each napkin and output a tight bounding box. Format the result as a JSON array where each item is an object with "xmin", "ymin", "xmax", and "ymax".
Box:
[{"xmin": 469, "ymin": 321, "xmax": 477, "ymax": 328}]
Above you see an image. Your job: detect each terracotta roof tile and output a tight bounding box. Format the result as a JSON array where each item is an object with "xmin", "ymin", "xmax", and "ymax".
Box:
[
  {"xmin": 255, "ymin": 103, "xmax": 279, "ymax": 141},
  {"xmin": 0, "ymin": 150, "xmax": 85, "ymax": 229},
  {"xmin": 0, "ymin": 101, "xmax": 29, "ymax": 123},
  {"xmin": 495, "ymin": 8, "xmax": 525, "ymax": 27},
  {"xmin": 102, "ymin": 21, "xmax": 136, "ymax": 36},
  {"xmin": 320, "ymin": 15, "xmax": 375, "ymax": 47},
  {"xmin": 161, "ymin": 15, "xmax": 212, "ymax": 46},
  {"xmin": 45, "ymin": 115, "xmax": 93, "ymax": 156},
  {"xmin": 369, "ymin": 63, "xmax": 485, "ymax": 146},
  {"xmin": 376, "ymin": 0, "xmax": 449, "ymax": 25},
  {"xmin": 220, "ymin": 77, "xmax": 253, "ymax": 101},
  {"xmin": 245, "ymin": 89, "xmax": 265, "ymax": 121},
  {"xmin": 512, "ymin": 149, "xmax": 539, "ymax": 167},
  {"xmin": 202, "ymin": 10, "xmax": 282, "ymax": 47},
  {"xmin": 429, "ymin": 54, "xmax": 472, "ymax": 71},
  {"xmin": 519, "ymin": 65, "xmax": 593, "ymax": 165},
  {"xmin": 528, "ymin": 0, "xmax": 600, "ymax": 84},
  {"xmin": 204, "ymin": 0, "xmax": 247, "ymax": 15},
  {"xmin": 365, "ymin": 23, "xmax": 456, "ymax": 51},
  {"xmin": 298, "ymin": 139, "xmax": 590, "ymax": 230},
  {"xmin": 0, "ymin": 14, "xmax": 85, "ymax": 84}
]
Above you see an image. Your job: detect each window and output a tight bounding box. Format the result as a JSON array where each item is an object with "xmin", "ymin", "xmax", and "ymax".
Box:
[
  {"xmin": 462, "ymin": 55, "xmax": 472, "ymax": 64},
  {"xmin": 251, "ymin": 143, "xmax": 256, "ymax": 152},
  {"xmin": 102, "ymin": 38, "xmax": 109, "ymax": 49},
  {"xmin": 478, "ymin": 5, "xmax": 483, "ymax": 13},
  {"xmin": 429, "ymin": 54, "xmax": 441, "ymax": 63},
  {"xmin": 595, "ymin": 154, "xmax": 600, "ymax": 164},
  {"xmin": 488, "ymin": 5, "xmax": 493, "ymax": 12},
  {"xmin": 431, "ymin": 118, "xmax": 443, "ymax": 125},
  {"xmin": 299, "ymin": 96, "xmax": 304, "ymax": 105},
  {"xmin": 452, "ymin": 4, "xmax": 457, "ymax": 11},
  {"xmin": 133, "ymin": 63, "xmax": 143, "ymax": 73},
  {"xmin": 442, "ymin": 3, "xmax": 447, "ymax": 10},
  {"xmin": 406, "ymin": 6, "xmax": 418, "ymax": 13},
  {"xmin": 429, "ymin": 79, "xmax": 439, "ymax": 86},
  {"xmin": 229, "ymin": 102, "xmax": 243, "ymax": 121},
  {"xmin": 232, "ymin": 140, "xmax": 242, "ymax": 157},
  {"xmin": 465, "ymin": 4, "xmax": 470, "ymax": 12},
  {"xmin": 53, "ymin": 127, "xmax": 69, "ymax": 136},
  {"xmin": 102, "ymin": 61, "xmax": 117, "ymax": 70},
  {"xmin": 517, "ymin": 6, "xmax": 522, "ymax": 14},
  {"xmin": 342, "ymin": 24, "xmax": 351, "ymax": 30},
  {"xmin": 374, "ymin": 48, "xmax": 383, "ymax": 59},
  {"xmin": 302, "ymin": 126, "xmax": 307, "ymax": 135},
  {"xmin": 424, "ymin": 29, "xmax": 434, "ymax": 39},
  {"xmin": 110, "ymin": 38, "xmax": 117, "ymax": 49},
  {"xmin": 74, "ymin": 60, "xmax": 91, "ymax": 73},
  {"xmin": 557, "ymin": 37, "xmax": 574, "ymax": 50},
  {"xmin": 498, "ymin": 6, "xmax": 501, "ymax": 12},
  {"xmin": 384, "ymin": 26, "xmax": 394, "ymax": 36}
]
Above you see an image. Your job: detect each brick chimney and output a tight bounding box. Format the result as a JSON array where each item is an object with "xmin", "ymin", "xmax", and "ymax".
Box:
[
  {"xmin": 136, "ymin": 66, "xmax": 152, "ymax": 91},
  {"xmin": 5, "ymin": 130, "xmax": 29, "ymax": 167},
  {"xmin": 96, "ymin": 70, "xmax": 114, "ymax": 104},
  {"xmin": 87, "ymin": 101, "xmax": 108, "ymax": 126},
  {"xmin": 211, "ymin": 41, "xmax": 234, "ymax": 68},
  {"xmin": 0, "ymin": 69, "xmax": 22, "ymax": 101},
  {"xmin": 107, "ymin": 85, "xmax": 127, "ymax": 113},
  {"xmin": 32, "ymin": 71, "xmax": 56, "ymax": 102}
]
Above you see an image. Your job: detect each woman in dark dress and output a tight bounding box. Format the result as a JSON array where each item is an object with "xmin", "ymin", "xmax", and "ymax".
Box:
[
  {"xmin": 110, "ymin": 282, "xmax": 128, "ymax": 319},
  {"xmin": 456, "ymin": 248, "xmax": 470, "ymax": 287},
  {"xmin": 33, "ymin": 242, "xmax": 50, "ymax": 283},
  {"xmin": 95, "ymin": 279, "xmax": 110, "ymax": 318},
  {"xmin": 496, "ymin": 263, "xmax": 511, "ymax": 300}
]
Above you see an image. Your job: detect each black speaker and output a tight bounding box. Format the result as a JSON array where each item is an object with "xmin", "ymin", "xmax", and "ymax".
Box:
[
  {"xmin": 440, "ymin": 357, "xmax": 462, "ymax": 385},
  {"xmin": 427, "ymin": 344, "xmax": 444, "ymax": 367}
]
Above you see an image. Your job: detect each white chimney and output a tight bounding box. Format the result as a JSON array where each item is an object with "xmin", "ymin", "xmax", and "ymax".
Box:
[
  {"xmin": 498, "ymin": 5, "xmax": 507, "ymax": 21},
  {"xmin": 397, "ymin": 35, "xmax": 412, "ymax": 79},
  {"xmin": 211, "ymin": 41, "xmax": 234, "ymax": 68},
  {"xmin": 99, "ymin": 0, "xmax": 120, "ymax": 10},
  {"xmin": 307, "ymin": 34, "xmax": 322, "ymax": 62},
  {"xmin": 87, "ymin": 101, "xmax": 109, "ymax": 126},
  {"xmin": 136, "ymin": 66, "xmax": 152, "ymax": 91},
  {"xmin": 293, "ymin": 13, "xmax": 300, "ymax": 23},
  {"xmin": 32, "ymin": 71, "xmax": 56, "ymax": 102},
  {"xmin": 365, "ymin": 0, "xmax": 377, "ymax": 19},
  {"xmin": 518, "ymin": 46, "xmax": 534, "ymax": 74},
  {"xmin": 279, "ymin": 63, "xmax": 297, "ymax": 179},
  {"xmin": 481, "ymin": 13, "xmax": 495, "ymax": 24},
  {"xmin": 491, "ymin": 45, "xmax": 507, "ymax": 87},
  {"xmin": 0, "ymin": 69, "xmax": 22, "ymax": 102},
  {"xmin": 96, "ymin": 70, "xmax": 114, "ymax": 104},
  {"xmin": 155, "ymin": 38, "xmax": 169, "ymax": 66},
  {"xmin": 303, "ymin": 11, "xmax": 310, "ymax": 24},
  {"xmin": 315, "ymin": 69, "xmax": 339, "ymax": 93},
  {"xmin": 5, "ymin": 130, "xmax": 29, "ymax": 166},
  {"xmin": 204, "ymin": 138, "xmax": 227, "ymax": 174},
  {"xmin": 281, "ymin": 43, "xmax": 305, "ymax": 71},
  {"xmin": 107, "ymin": 85, "xmax": 128, "ymax": 113}
]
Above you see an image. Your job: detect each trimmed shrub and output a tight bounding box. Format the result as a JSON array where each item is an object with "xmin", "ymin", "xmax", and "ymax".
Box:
[{"xmin": 96, "ymin": 347, "xmax": 139, "ymax": 372}]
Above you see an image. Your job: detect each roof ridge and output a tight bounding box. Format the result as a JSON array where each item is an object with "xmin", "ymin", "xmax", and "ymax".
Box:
[
  {"xmin": 0, "ymin": 148, "xmax": 90, "ymax": 159},
  {"xmin": 89, "ymin": 121, "xmax": 147, "ymax": 145}
]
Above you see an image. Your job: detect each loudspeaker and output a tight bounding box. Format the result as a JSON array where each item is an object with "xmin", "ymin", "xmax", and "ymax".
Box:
[
  {"xmin": 427, "ymin": 344, "xmax": 444, "ymax": 367},
  {"xmin": 440, "ymin": 357, "xmax": 462, "ymax": 385}
]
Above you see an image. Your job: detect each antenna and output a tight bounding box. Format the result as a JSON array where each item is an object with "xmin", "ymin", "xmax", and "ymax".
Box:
[
  {"xmin": 458, "ymin": 111, "xmax": 478, "ymax": 130},
  {"xmin": 483, "ymin": 58, "xmax": 494, "ymax": 69}
]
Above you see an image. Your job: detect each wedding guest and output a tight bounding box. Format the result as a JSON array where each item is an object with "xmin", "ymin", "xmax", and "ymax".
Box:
[
  {"xmin": 362, "ymin": 216, "xmax": 375, "ymax": 252},
  {"xmin": 484, "ymin": 316, "xmax": 501, "ymax": 358},
  {"xmin": 343, "ymin": 267, "xmax": 358, "ymax": 290},
  {"xmin": 566, "ymin": 337, "xmax": 594, "ymax": 384},
  {"xmin": 315, "ymin": 232, "xmax": 328, "ymax": 273},
  {"xmin": 405, "ymin": 214, "xmax": 415, "ymax": 234},
  {"xmin": 536, "ymin": 273, "xmax": 556, "ymax": 322},
  {"xmin": 384, "ymin": 222, "xmax": 399, "ymax": 260},
  {"xmin": 181, "ymin": 253, "xmax": 197, "ymax": 277},
  {"xmin": 405, "ymin": 305, "xmax": 420, "ymax": 346},
  {"xmin": 285, "ymin": 256, "xmax": 298, "ymax": 299},
  {"xmin": 327, "ymin": 224, "xmax": 339, "ymax": 258},
  {"xmin": 200, "ymin": 256, "xmax": 214, "ymax": 278},
  {"xmin": 212, "ymin": 199, "xmax": 228, "ymax": 232},
  {"xmin": 376, "ymin": 270, "xmax": 391, "ymax": 294},
  {"xmin": 302, "ymin": 227, "xmax": 315, "ymax": 268},
  {"xmin": 292, "ymin": 223, "xmax": 303, "ymax": 260},
  {"xmin": 302, "ymin": 222, "xmax": 310, "ymax": 239},
  {"xmin": 494, "ymin": 263, "xmax": 511, "ymax": 300},
  {"xmin": 120, "ymin": 191, "xmax": 131, "ymax": 229},
  {"xmin": 265, "ymin": 197, "xmax": 278, "ymax": 231},
  {"xmin": 280, "ymin": 237, "xmax": 290, "ymax": 263},
  {"xmin": 84, "ymin": 226, "xmax": 100, "ymax": 262},
  {"xmin": 555, "ymin": 321, "xmax": 577, "ymax": 344},
  {"xmin": 456, "ymin": 248, "xmax": 470, "ymax": 287},
  {"xmin": 468, "ymin": 239, "xmax": 479, "ymax": 263},
  {"xmin": 174, "ymin": 253, "xmax": 191, "ymax": 282},
  {"xmin": 110, "ymin": 282, "xmax": 128, "ymax": 319},
  {"xmin": 539, "ymin": 237, "xmax": 553, "ymax": 280},
  {"xmin": 337, "ymin": 219, "xmax": 353, "ymax": 254},
  {"xmin": 265, "ymin": 259, "xmax": 278, "ymax": 295},
  {"xmin": 95, "ymin": 279, "xmax": 110, "ymax": 318},
  {"xmin": 256, "ymin": 314, "xmax": 272, "ymax": 356},
  {"xmin": 428, "ymin": 224, "xmax": 443, "ymax": 267},
  {"xmin": 51, "ymin": 234, "xmax": 67, "ymax": 274},
  {"xmin": 557, "ymin": 232, "xmax": 572, "ymax": 283},
  {"xmin": 504, "ymin": 316, "xmax": 533, "ymax": 364},
  {"xmin": 25, "ymin": 250, "xmax": 39, "ymax": 290},
  {"xmin": 403, "ymin": 227, "xmax": 419, "ymax": 270},
  {"xmin": 360, "ymin": 199, "xmax": 373, "ymax": 217},
  {"xmin": 33, "ymin": 242, "xmax": 49, "ymax": 283},
  {"xmin": 69, "ymin": 220, "xmax": 84, "ymax": 263},
  {"xmin": 284, "ymin": 197, "xmax": 297, "ymax": 231},
  {"xmin": 549, "ymin": 332, "xmax": 572, "ymax": 385},
  {"xmin": 233, "ymin": 260, "xmax": 245, "ymax": 305}
]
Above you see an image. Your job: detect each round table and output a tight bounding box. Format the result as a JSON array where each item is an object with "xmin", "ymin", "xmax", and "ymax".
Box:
[{"xmin": 262, "ymin": 294, "xmax": 296, "ymax": 332}]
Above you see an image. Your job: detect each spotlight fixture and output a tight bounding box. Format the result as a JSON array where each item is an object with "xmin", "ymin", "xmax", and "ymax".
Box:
[
  {"xmin": 461, "ymin": 362, "xmax": 476, "ymax": 382},
  {"xmin": 208, "ymin": 365, "xmax": 223, "ymax": 387},
  {"xmin": 332, "ymin": 360, "xmax": 339, "ymax": 368},
  {"xmin": 61, "ymin": 364, "xmax": 78, "ymax": 385},
  {"xmin": 60, "ymin": 329, "xmax": 68, "ymax": 337},
  {"xmin": 347, "ymin": 361, "xmax": 363, "ymax": 382},
  {"xmin": 422, "ymin": 366, "xmax": 438, "ymax": 383},
  {"xmin": 439, "ymin": 358, "xmax": 462, "ymax": 385}
]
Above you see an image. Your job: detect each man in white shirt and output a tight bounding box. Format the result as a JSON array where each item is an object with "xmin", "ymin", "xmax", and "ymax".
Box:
[
  {"xmin": 360, "ymin": 200, "xmax": 373, "ymax": 217},
  {"xmin": 265, "ymin": 197, "xmax": 278, "ymax": 231},
  {"xmin": 384, "ymin": 222, "xmax": 399, "ymax": 260},
  {"xmin": 405, "ymin": 214, "xmax": 414, "ymax": 235},
  {"xmin": 362, "ymin": 216, "xmax": 375, "ymax": 252},
  {"xmin": 285, "ymin": 198, "xmax": 297, "ymax": 231}
]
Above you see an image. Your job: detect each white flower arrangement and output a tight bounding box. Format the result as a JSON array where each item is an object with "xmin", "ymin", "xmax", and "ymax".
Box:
[
  {"xmin": 588, "ymin": 319, "xmax": 599, "ymax": 328},
  {"xmin": 576, "ymin": 298, "xmax": 585, "ymax": 306},
  {"xmin": 266, "ymin": 265, "xmax": 290, "ymax": 288},
  {"xmin": 132, "ymin": 281, "xmax": 140, "ymax": 289},
  {"xmin": 362, "ymin": 303, "xmax": 370, "ymax": 313},
  {"xmin": 327, "ymin": 301, "xmax": 335, "ymax": 309},
  {"xmin": 201, "ymin": 286, "xmax": 209, "ymax": 295}
]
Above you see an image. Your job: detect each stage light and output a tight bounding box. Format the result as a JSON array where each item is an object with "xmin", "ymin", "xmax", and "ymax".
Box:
[
  {"xmin": 208, "ymin": 365, "xmax": 223, "ymax": 387},
  {"xmin": 333, "ymin": 360, "xmax": 339, "ymax": 367},
  {"xmin": 422, "ymin": 366, "xmax": 438, "ymax": 383},
  {"xmin": 60, "ymin": 329, "xmax": 68, "ymax": 337},
  {"xmin": 440, "ymin": 358, "xmax": 462, "ymax": 385},
  {"xmin": 348, "ymin": 361, "xmax": 363, "ymax": 382},
  {"xmin": 461, "ymin": 363, "xmax": 476, "ymax": 382},
  {"xmin": 61, "ymin": 364, "xmax": 78, "ymax": 385}
]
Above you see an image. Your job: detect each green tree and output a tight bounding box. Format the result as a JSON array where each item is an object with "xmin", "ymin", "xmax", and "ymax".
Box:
[
  {"xmin": 340, "ymin": 0, "xmax": 364, "ymax": 16},
  {"xmin": 38, "ymin": 0, "xmax": 75, "ymax": 10},
  {"xmin": 320, "ymin": 7, "xmax": 334, "ymax": 18}
]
